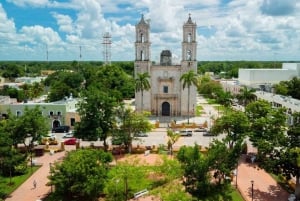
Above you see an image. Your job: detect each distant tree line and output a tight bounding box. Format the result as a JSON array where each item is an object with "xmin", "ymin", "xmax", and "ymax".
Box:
[{"xmin": 198, "ymin": 61, "xmax": 283, "ymax": 78}]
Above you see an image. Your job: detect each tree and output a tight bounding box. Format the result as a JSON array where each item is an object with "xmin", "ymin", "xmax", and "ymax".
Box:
[
  {"xmin": 215, "ymin": 90, "xmax": 232, "ymax": 107},
  {"xmin": 273, "ymin": 82, "xmax": 288, "ymax": 96},
  {"xmin": 197, "ymin": 75, "xmax": 223, "ymax": 98},
  {"xmin": 273, "ymin": 112, "xmax": 300, "ymax": 199},
  {"xmin": 211, "ymin": 110, "xmax": 249, "ymax": 149},
  {"xmin": 4, "ymin": 107, "xmax": 49, "ymax": 168},
  {"xmin": 44, "ymin": 71, "xmax": 84, "ymax": 102},
  {"xmin": 237, "ymin": 86, "xmax": 256, "ymax": 106},
  {"xmin": 180, "ymin": 70, "xmax": 198, "ymax": 124},
  {"xmin": 245, "ymin": 100, "xmax": 287, "ymax": 171},
  {"xmin": 105, "ymin": 160, "xmax": 150, "ymax": 201},
  {"xmin": 49, "ymin": 149, "xmax": 113, "ymax": 201},
  {"xmin": 207, "ymin": 140, "xmax": 242, "ymax": 184},
  {"xmin": 94, "ymin": 65, "xmax": 135, "ymax": 101},
  {"xmin": 135, "ymin": 72, "xmax": 151, "ymax": 112},
  {"xmin": 166, "ymin": 129, "xmax": 180, "ymax": 155},
  {"xmin": 113, "ymin": 106, "xmax": 152, "ymax": 153},
  {"xmin": 177, "ymin": 145, "xmax": 211, "ymax": 198},
  {"xmin": 0, "ymin": 125, "xmax": 26, "ymax": 181},
  {"xmin": 286, "ymin": 77, "xmax": 300, "ymax": 99},
  {"xmin": 75, "ymin": 87, "xmax": 117, "ymax": 150}
]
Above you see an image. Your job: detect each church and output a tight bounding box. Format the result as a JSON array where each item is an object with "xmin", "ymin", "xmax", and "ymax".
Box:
[{"xmin": 134, "ymin": 14, "xmax": 198, "ymax": 118}]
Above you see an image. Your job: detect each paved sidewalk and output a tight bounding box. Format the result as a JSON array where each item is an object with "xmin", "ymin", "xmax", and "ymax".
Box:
[
  {"xmin": 237, "ymin": 155, "xmax": 289, "ymax": 201},
  {"xmin": 5, "ymin": 146, "xmax": 75, "ymax": 201}
]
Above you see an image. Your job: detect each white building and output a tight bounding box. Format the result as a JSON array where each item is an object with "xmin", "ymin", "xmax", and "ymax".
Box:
[
  {"xmin": 238, "ymin": 63, "xmax": 300, "ymax": 89},
  {"xmin": 255, "ymin": 91, "xmax": 300, "ymax": 113},
  {"xmin": 219, "ymin": 79, "xmax": 242, "ymax": 95},
  {"xmin": 134, "ymin": 14, "xmax": 197, "ymax": 117}
]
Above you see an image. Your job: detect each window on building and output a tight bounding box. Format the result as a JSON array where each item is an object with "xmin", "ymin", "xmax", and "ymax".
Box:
[
  {"xmin": 141, "ymin": 50, "xmax": 144, "ymax": 60},
  {"xmin": 70, "ymin": 118, "xmax": 75, "ymax": 126},
  {"xmin": 186, "ymin": 50, "xmax": 192, "ymax": 60},
  {"xmin": 188, "ymin": 33, "xmax": 192, "ymax": 42},
  {"xmin": 49, "ymin": 111, "xmax": 54, "ymax": 116},
  {"xmin": 141, "ymin": 33, "xmax": 144, "ymax": 43},
  {"xmin": 163, "ymin": 86, "xmax": 168, "ymax": 93},
  {"xmin": 57, "ymin": 111, "xmax": 61, "ymax": 116}
]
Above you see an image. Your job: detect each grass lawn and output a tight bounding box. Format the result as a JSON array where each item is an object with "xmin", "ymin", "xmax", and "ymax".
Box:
[
  {"xmin": 199, "ymin": 185, "xmax": 244, "ymax": 201},
  {"xmin": 196, "ymin": 105, "xmax": 203, "ymax": 116},
  {"xmin": 0, "ymin": 166, "xmax": 40, "ymax": 199},
  {"xmin": 206, "ymin": 98, "xmax": 218, "ymax": 104}
]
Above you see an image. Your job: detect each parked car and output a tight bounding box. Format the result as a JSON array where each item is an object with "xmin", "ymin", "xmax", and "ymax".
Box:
[
  {"xmin": 134, "ymin": 132, "xmax": 148, "ymax": 137},
  {"xmin": 63, "ymin": 131, "xmax": 74, "ymax": 138},
  {"xmin": 52, "ymin": 125, "xmax": 70, "ymax": 133},
  {"xmin": 179, "ymin": 130, "xmax": 193, "ymax": 136},
  {"xmin": 203, "ymin": 131, "xmax": 214, "ymax": 136},
  {"xmin": 64, "ymin": 138, "xmax": 77, "ymax": 145},
  {"xmin": 194, "ymin": 127, "xmax": 207, "ymax": 132}
]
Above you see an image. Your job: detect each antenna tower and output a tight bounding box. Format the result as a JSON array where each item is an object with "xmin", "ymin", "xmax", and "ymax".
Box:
[{"xmin": 102, "ymin": 32, "xmax": 112, "ymax": 65}]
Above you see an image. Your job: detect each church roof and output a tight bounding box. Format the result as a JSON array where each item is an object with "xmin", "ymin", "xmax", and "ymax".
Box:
[
  {"xmin": 186, "ymin": 14, "xmax": 195, "ymax": 24},
  {"xmin": 137, "ymin": 14, "xmax": 149, "ymax": 26}
]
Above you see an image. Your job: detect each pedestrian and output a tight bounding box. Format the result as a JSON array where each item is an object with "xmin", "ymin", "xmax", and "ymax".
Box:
[{"xmin": 33, "ymin": 179, "xmax": 37, "ymax": 189}]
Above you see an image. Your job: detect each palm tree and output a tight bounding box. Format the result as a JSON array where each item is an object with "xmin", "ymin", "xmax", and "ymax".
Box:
[
  {"xmin": 238, "ymin": 86, "xmax": 256, "ymax": 106},
  {"xmin": 167, "ymin": 129, "xmax": 180, "ymax": 156},
  {"xmin": 180, "ymin": 70, "xmax": 198, "ymax": 124},
  {"xmin": 135, "ymin": 72, "xmax": 151, "ymax": 112}
]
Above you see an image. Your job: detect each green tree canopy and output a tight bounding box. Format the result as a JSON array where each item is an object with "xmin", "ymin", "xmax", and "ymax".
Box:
[
  {"xmin": 75, "ymin": 87, "xmax": 117, "ymax": 150},
  {"xmin": 236, "ymin": 86, "xmax": 256, "ymax": 106},
  {"xmin": 211, "ymin": 110, "xmax": 249, "ymax": 149},
  {"xmin": 94, "ymin": 65, "xmax": 135, "ymax": 101},
  {"xmin": 49, "ymin": 149, "xmax": 113, "ymax": 201},
  {"xmin": 113, "ymin": 106, "xmax": 152, "ymax": 152}
]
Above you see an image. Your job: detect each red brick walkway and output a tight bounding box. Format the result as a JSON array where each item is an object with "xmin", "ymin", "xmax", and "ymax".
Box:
[
  {"xmin": 5, "ymin": 146, "xmax": 75, "ymax": 201},
  {"xmin": 5, "ymin": 151, "xmax": 290, "ymax": 201},
  {"xmin": 237, "ymin": 155, "xmax": 289, "ymax": 201}
]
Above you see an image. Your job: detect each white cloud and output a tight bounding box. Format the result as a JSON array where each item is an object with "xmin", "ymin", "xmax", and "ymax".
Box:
[
  {"xmin": 1, "ymin": 0, "xmax": 300, "ymax": 61},
  {"xmin": 0, "ymin": 4, "xmax": 18, "ymax": 44},
  {"xmin": 7, "ymin": 0, "xmax": 49, "ymax": 7},
  {"xmin": 52, "ymin": 13, "xmax": 74, "ymax": 33},
  {"xmin": 20, "ymin": 25, "xmax": 62, "ymax": 45}
]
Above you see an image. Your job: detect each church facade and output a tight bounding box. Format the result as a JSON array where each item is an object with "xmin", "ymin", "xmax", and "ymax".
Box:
[{"xmin": 134, "ymin": 15, "xmax": 197, "ymax": 117}]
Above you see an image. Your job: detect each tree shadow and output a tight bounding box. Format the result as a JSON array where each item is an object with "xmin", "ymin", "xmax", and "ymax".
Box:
[{"xmin": 247, "ymin": 184, "xmax": 288, "ymax": 201}]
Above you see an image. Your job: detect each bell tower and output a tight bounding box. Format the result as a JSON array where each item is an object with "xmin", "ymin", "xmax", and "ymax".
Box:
[
  {"xmin": 181, "ymin": 14, "xmax": 197, "ymax": 72},
  {"xmin": 135, "ymin": 14, "xmax": 151, "ymax": 73},
  {"xmin": 135, "ymin": 14, "xmax": 152, "ymax": 112}
]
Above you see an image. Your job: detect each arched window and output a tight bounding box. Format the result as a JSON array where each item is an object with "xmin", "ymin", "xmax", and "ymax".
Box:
[
  {"xmin": 187, "ymin": 33, "xmax": 192, "ymax": 43},
  {"xmin": 186, "ymin": 50, "xmax": 192, "ymax": 61},
  {"xmin": 141, "ymin": 50, "xmax": 144, "ymax": 60},
  {"xmin": 141, "ymin": 33, "xmax": 144, "ymax": 43}
]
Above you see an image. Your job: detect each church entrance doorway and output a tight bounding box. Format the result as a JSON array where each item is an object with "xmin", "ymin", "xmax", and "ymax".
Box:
[{"xmin": 161, "ymin": 102, "xmax": 170, "ymax": 116}]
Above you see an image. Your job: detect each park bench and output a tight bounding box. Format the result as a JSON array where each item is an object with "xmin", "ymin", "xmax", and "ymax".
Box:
[{"xmin": 134, "ymin": 189, "xmax": 148, "ymax": 199}]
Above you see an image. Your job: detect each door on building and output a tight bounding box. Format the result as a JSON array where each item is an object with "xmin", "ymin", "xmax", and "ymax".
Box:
[
  {"xmin": 161, "ymin": 102, "xmax": 170, "ymax": 116},
  {"xmin": 52, "ymin": 120, "xmax": 60, "ymax": 128}
]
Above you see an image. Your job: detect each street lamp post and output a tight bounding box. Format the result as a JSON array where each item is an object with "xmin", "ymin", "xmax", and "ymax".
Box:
[{"xmin": 251, "ymin": 180, "xmax": 254, "ymax": 201}]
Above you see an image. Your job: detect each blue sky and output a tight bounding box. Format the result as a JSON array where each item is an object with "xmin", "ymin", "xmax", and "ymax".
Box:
[{"xmin": 0, "ymin": 0, "xmax": 299, "ymax": 62}]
